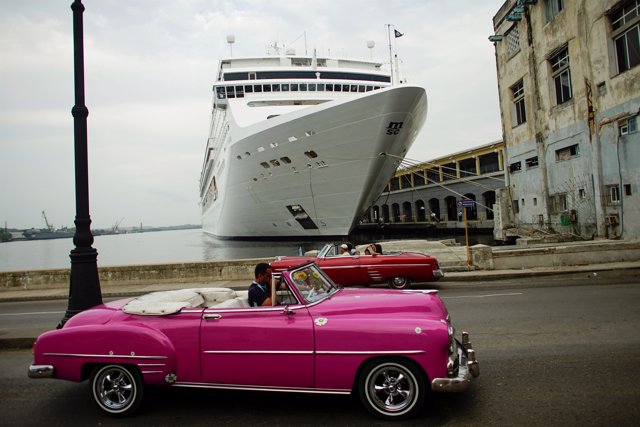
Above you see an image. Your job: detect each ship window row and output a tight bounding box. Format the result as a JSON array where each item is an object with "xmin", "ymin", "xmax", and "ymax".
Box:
[
  {"xmin": 223, "ymin": 70, "xmax": 390, "ymax": 83},
  {"xmin": 257, "ymin": 151, "xmax": 319, "ymax": 169},
  {"xmin": 215, "ymin": 83, "xmax": 383, "ymax": 99}
]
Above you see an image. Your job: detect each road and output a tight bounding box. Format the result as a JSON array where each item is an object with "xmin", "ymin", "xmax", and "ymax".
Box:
[{"xmin": 1, "ymin": 272, "xmax": 639, "ymax": 426}]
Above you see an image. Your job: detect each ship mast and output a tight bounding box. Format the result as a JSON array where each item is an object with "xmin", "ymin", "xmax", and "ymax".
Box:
[{"xmin": 386, "ymin": 24, "xmax": 394, "ymax": 85}]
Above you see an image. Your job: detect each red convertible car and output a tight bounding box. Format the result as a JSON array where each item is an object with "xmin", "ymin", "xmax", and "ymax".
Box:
[
  {"xmin": 271, "ymin": 243, "xmax": 444, "ymax": 289},
  {"xmin": 29, "ymin": 262, "xmax": 478, "ymax": 420}
]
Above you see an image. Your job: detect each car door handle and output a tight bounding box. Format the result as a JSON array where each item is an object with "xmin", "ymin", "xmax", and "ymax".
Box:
[
  {"xmin": 203, "ymin": 314, "xmax": 222, "ymax": 320},
  {"xmin": 281, "ymin": 307, "xmax": 295, "ymax": 316}
]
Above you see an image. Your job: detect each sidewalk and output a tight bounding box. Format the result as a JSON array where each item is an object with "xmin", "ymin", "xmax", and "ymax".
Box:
[{"xmin": 2, "ymin": 261, "xmax": 639, "ymax": 349}]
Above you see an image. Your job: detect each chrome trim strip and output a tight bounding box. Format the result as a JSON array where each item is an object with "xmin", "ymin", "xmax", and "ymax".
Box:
[
  {"xmin": 203, "ymin": 305, "xmax": 305, "ymax": 314},
  {"xmin": 316, "ymin": 350, "xmax": 425, "ymax": 355},
  {"xmin": 401, "ymin": 289, "xmax": 438, "ymax": 294},
  {"xmin": 141, "ymin": 371, "xmax": 164, "ymax": 375},
  {"xmin": 42, "ymin": 352, "xmax": 167, "ymax": 360},
  {"xmin": 202, "ymin": 349, "xmax": 423, "ymax": 355},
  {"xmin": 203, "ymin": 350, "xmax": 313, "ymax": 355},
  {"xmin": 137, "ymin": 363, "xmax": 167, "ymax": 367},
  {"xmin": 172, "ymin": 382, "xmax": 351, "ymax": 395}
]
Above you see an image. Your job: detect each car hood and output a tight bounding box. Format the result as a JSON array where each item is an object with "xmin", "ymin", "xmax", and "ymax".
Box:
[{"xmin": 311, "ymin": 288, "xmax": 448, "ymax": 320}]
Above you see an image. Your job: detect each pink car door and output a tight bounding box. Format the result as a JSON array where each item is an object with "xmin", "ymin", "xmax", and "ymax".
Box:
[{"xmin": 200, "ymin": 305, "xmax": 314, "ymax": 388}]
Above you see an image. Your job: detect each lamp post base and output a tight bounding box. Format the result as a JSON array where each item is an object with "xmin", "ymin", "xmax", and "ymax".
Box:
[{"xmin": 57, "ymin": 246, "xmax": 102, "ymax": 328}]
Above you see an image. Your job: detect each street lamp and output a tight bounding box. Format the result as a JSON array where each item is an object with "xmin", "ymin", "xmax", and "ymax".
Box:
[{"xmin": 58, "ymin": 0, "xmax": 102, "ymax": 328}]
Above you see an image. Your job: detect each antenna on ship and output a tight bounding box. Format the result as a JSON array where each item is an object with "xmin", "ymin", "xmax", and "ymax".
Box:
[
  {"xmin": 385, "ymin": 24, "xmax": 403, "ymax": 84},
  {"xmin": 226, "ymin": 34, "xmax": 235, "ymax": 57},
  {"xmin": 367, "ymin": 40, "xmax": 375, "ymax": 60},
  {"xmin": 386, "ymin": 24, "xmax": 394, "ymax": 84}
]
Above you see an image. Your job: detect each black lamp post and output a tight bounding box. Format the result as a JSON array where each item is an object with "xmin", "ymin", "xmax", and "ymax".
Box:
[{"xmin": 58, "ymin": 0, "xmax": 102, "ymax": 328}]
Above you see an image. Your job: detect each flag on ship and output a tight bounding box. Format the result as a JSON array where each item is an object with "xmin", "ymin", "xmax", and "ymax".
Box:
[{"xmin": 394, "ymin": 29, "xmax": 404, "ymax": 38}]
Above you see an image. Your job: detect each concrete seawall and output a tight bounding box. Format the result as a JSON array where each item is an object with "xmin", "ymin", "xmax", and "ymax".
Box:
[
  {"xmin": 0, "ymin": 257, "xmax": 272, "ymax": 290},
  {"xmin": 1, "ymin": 239, "xmax": 638, "ymax": 291}
]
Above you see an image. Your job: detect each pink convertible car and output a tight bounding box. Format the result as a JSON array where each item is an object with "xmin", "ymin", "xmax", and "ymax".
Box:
[{"xmin": 29, "ymin": 262, "xmax": 478, "ymax": 420}]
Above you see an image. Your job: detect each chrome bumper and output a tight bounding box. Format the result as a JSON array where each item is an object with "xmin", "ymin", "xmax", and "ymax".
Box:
[
  {"xmin": 433, "ymin": 269, "xmax": 445, "ymax": 279},
  {"xmin": 28, "ymin": 364, "xmax": 55, "ymax": 379},
  {"xmin": 431, "ymin": 332, "xmax": 479, "ymax": 392}
]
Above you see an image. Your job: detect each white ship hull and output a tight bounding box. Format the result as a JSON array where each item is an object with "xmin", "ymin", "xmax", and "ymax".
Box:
[{"xmin": 202, "ymin": 85, "xmax": 427, "ymax": 239}]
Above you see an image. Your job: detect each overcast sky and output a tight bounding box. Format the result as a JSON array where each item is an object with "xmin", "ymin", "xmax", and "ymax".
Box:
[{"xmin": 0, "ymin": 0, "xmax": 504, "ymax": 230}]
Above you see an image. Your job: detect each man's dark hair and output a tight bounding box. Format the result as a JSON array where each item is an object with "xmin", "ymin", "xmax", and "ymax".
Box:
[{"xmin": 255, "ymin": 262, "xmax": 271, "ymax": 278}]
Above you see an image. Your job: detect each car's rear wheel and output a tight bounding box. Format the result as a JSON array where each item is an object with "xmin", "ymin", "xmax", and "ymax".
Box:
[
  {"xmin": 388, "ymin": 277, "xmax": 411, "ymax": 289},
  {"xmin": 91, "ymin": 364, "xmax": 144, "ymax": 417},
  {"xmin": 358, "ymin": 358, "xmax": 425, "ymax": 420}
]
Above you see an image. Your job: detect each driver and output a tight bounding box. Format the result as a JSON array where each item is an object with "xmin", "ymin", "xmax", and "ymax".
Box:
[{"xmin": 248, "ymin": 263, "xmax": 274, "ymax": 307}]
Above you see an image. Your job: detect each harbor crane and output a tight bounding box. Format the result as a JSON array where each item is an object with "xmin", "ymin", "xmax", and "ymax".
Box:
[
  {"xmin": 42, "ymin": 210, "xmax": 54, "ymax": 231},
  {"xmin": 112, "ymin": 218, "xmax": 125, "ymax": 234}
]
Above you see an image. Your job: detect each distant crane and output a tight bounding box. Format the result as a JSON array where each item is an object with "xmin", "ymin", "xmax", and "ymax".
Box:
[
  {"xmin": 112, "ymin": 218, "xmax": 125, "ymax": 234},
  {"xmin": 42, "ymin": 210, "xmax": 54, "ymax": 231}
]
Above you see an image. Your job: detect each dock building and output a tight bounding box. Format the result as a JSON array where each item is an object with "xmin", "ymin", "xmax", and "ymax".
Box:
[{"xmin": 361, "ymin": 141, "xmax": 506, "ymax": 232}]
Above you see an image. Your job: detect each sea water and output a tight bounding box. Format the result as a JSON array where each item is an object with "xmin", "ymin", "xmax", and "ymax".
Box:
[{"xmin": 0, "ymin": 228, "xmax": 493, "ymax": 272}]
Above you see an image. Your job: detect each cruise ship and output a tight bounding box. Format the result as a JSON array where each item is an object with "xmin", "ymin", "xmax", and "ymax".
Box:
[{"xmin": 200, "ymin": 47, "xmax": 427, "ymax": 239}]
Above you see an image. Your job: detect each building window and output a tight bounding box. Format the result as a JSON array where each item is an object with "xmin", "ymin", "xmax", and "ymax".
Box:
[
  {"xmin": 556, "ymin": 144, "xmax": 579, "ymax": 161},
  {"xmin": 610, "ymin": 0, "xmax": 640, "ymax": 74},
  {"xmin": 427, "ymin": 168, "xmax": 440, "ymax": 183},
  {"xmin": 545, "ymin": 0, "xmax": 565, "ymax": 22},
  {"xmin": 549, "ymin": 46, "xmax": 572, "ymax": 105},
  {"xmin": 513, "ymin": 199, "xmax": 520, "ymax": 214},
  {"xmin": 619, "ymin": 115, "xmax": 638, "ymax": 135},
  {"xmin": 525, "ymin": 156, "xmax": 538, "ymax": 168},
  {"xmin": 549, "ymin": 193, "xmax": 567, "ymax": 213},
  {"xmin": 506, "ymin": 25, "xmax": 520, "ymax": 57},
  {"xmin": 390, "ymin": 177, "xmax": 400, "ymax": 191},
  {"xmin": 579, "ymin": 188, "xmax": 586, "ymax": 199},
  {"xmin": 533, "ymin": 197, "xmax": 538, "ymax": 206},
  {"xmin": 511, "ymin": 80, "xmax": 527, "ymax": 126},
  {"xmin": 625, "ymin": 184, "xmax": 632, "ymax": 195},
  {"xmin": 609, "ymin": 185, "xmax": 621, "ymax": 203},
  {"xmin": 509, "ymin": 161, "xmax": 522, "ymax": 173}
]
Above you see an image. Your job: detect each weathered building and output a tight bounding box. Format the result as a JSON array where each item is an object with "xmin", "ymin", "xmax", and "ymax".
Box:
[
  {"xmin": 491, "ymin": 0, "xmax": 640, "ymax": 239},
  {"xmin": 363, "ymin": 141, "xmax": 506, "ymax": 231}
]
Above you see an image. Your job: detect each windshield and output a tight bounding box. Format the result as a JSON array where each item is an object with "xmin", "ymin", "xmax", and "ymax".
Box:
[
  {"xmin": 317, "ymin": 243, "xmax": 337, "ymax": 258},
  {"xmin": 288, "ymin": 263, "xmax": 339, "ymax": 303}
]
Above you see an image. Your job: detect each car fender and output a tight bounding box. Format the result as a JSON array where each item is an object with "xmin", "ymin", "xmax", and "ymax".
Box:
[{"xmin": 33, "ymin": 324, "xmax": 177, "ymax": 386}]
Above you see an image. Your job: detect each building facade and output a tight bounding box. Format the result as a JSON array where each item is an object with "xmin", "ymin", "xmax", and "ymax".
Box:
[
  {"xmin": 362, "ymin": 141, "xmax": 506, "ymax": 231},
  {"xmin": 491, "ymin": 0, "xmax": 640, "ymax": 239}
]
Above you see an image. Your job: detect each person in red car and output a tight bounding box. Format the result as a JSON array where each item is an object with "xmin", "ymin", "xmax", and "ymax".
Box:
[{"xmin": 339, "ymin": 243, "xmax": 351, "ymax": 256}]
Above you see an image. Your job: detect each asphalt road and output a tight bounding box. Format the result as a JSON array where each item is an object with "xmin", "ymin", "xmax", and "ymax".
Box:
[{"xmin": 1, "ymin": 272, "xmax": 639, "ymax": 426}]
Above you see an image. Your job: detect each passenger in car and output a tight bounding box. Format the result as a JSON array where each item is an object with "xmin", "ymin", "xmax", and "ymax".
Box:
[
  {"xmin": 364, "ymin": 244, "xmax": 379, "ymax": 256},
  {"xmin": 339, "ymin": 243, "xmax": 351, "ymax": 256},
  {"xmin": 248, "ymin": 263, "xmax": 274, "ymax": 307}
]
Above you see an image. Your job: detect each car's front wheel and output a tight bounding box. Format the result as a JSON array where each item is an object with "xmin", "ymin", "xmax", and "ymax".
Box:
[
  {"xmin": 91, "ymin": 364, "xmax": 144, "ymax": 417},
  {"xmin": 358, "ymin": 358, "xmax": 425, "ymax": 420},
  {"xmin": 388, "ymin": 276, "xmax": 411, "ymax": 289}
]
